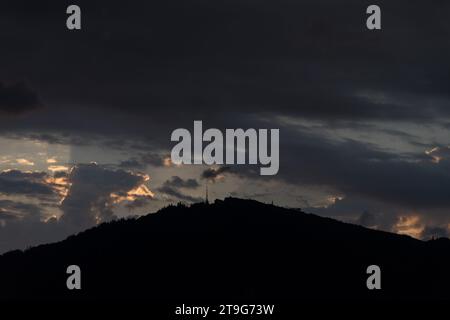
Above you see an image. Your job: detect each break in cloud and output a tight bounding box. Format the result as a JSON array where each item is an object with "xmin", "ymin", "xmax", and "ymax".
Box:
[
  {"xmin": 60, "ymin": 163, "xmax": 154, "ymax": 229},
  {"xmin": 0, "ymin": 163, "xmax": 154, "ymax": 253},
  {"xmin": 1, "ymin": 0, "xmax": 450, "ymax": 251}
]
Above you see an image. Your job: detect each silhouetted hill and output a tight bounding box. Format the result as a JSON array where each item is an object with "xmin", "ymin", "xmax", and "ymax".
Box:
[{"xmin": 0, "ymin": 197, "xmax": 449, "ymax": 301}]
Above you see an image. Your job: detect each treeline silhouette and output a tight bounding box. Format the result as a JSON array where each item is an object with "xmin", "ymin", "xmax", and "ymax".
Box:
[{"xmin": 0, "ymin": 197, "xmax": 450, "ymax": 301}]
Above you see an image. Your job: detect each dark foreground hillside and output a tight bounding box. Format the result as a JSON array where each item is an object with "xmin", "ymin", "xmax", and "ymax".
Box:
[{"xmin": 0, "ymin": 197, "xmax": 449, "ymax": 302}]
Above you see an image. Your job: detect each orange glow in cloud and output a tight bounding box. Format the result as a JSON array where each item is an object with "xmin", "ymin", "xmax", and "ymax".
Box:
[
  {"xmin": 110, "ymin": 184, "xmax": 154, "ymax": 204},
  {"xmin": 431, "ymin": 156, "xmax": 443, "ymax": 164},
  {"xmin": 16, "ymin": 159, "xmax": 34, "ymax": 166},
  {"xmin": 45, "ymin": 176, "xmax": 71, "ymax": 202},
  {"xmin": 163, "ymin": 156, "xmax": 182, "ymax": 167},
  {"xmin": 393, "ymin": 215, "xmax": 424, "ymax": 239},
  {"xmin": 425, "ymin": 146, "xmax": 446, "ymax": 164},
  {"xmin": 424, "ymin": 147, "xmax": 439, "ymax": 155},
  {"xmin": 110, "ymin": 171, "xmax": 153, "ymax": 203},
  {"xmin": 325, "ymin": 195, "xmax": 344, "ymax": 207},
  {"xmin": 163, "ymin": 157, "xmax": 172, "ymax": 167},
  {"xmin": 48, "ymin": 165, "xmax": 70, "ymax": 172}
]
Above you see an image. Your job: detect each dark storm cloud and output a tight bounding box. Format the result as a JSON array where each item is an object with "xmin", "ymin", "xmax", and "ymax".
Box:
[
  {"xmin": 157, "ymin": 185, "xmax": 202, "ymax": 203},
  {"xmin": 0, "ymin": 212, "xmax": 17, "ymax": 220},
  {"xmin": 118, "ymin": 153, "xmax": 169, "ymax": 170},
  {"xmin": 157, "ymin": 176, "xmax": 202, "ymax": 203},
  {"xmin": 201, "ymin": 166, "xmax": 233, "ymax": 182},
  {"xmin": 0, "ymin": 200, "xmax": 43, "ymax": 220},
  {"xmin": 276, "ymin": 126, "xmax": 450, "ymax": 210},
  {"xmin": 0, "ymin": 82, "xmax": 41, "ymax": 114},
  {"xmin": 118, "ymin": 158, "xmax": 146, "ymax": 170},
  {"xmin": 164, "ymin": 176, "xmax": 199, "ymax": 189},
  {"xmin": 53, "ymin": 171, "xmax": 68, "ymax": 179},
  {"xmin": 60, "ymin": 163, "xmax": 151, "ymax": 229},
  {"xmin": 0, "ymin": 170, "xmax": 55, "ymax": 197},
  {"xmin": 0, "ymin": 1, "xmax": 448, "ymax": 215},
  {"xmin": 140, "ymin": 153, "xmax": 170, "ymax": 167},
  {"xmin": 0, "ymin": 0, "xmax": 449, "ymax": 142}
]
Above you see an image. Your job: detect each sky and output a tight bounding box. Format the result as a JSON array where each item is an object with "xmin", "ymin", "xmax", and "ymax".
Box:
[{"xmin": 1, "ymin": 0, "xmax": 450, "ymax": 253}]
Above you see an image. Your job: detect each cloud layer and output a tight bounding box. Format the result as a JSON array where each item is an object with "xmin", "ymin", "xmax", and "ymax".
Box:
[
  {"xmin": 0, "ymin": 164, "xmax": 154, "ymax": 253},
  {"xmin": 1, "ymin": 0, "xmax": 450, "ymax": 250}
]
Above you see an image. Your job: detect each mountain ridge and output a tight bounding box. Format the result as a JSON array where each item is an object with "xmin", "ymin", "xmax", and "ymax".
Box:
[{"xmin": 0, "ymin": 197, "xmax": 449, "ymax": 301}]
